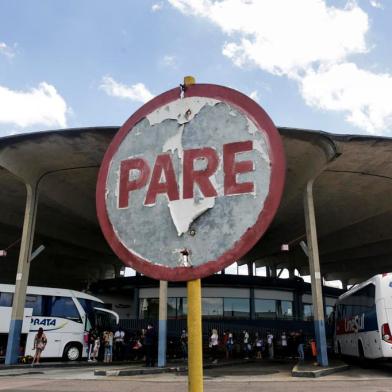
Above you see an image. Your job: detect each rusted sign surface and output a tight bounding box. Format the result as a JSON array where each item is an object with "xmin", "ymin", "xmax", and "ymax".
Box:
[{"xmin": 97, "ymin": 84, "xmax": 285, "ymax": 281}]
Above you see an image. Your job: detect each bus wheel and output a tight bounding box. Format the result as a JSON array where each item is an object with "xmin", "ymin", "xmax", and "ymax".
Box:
[{"xmin": 63, "ymin": 344, "xmax": 81, "ymax": 361}]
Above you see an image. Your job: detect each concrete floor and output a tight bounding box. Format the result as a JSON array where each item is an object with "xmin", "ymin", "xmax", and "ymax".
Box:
[{"xmin": 0, "ymin": 360, "xmax": 392, "ymax": 391}]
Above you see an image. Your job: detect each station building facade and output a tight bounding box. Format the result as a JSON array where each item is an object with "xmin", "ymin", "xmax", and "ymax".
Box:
[{"xmin": 91, "ymin": 274, "xmax": 341, "ymax": 338}]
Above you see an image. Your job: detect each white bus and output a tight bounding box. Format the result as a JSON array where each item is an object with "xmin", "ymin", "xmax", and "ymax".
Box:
[
  {"xmin": 0, "ymin": 284, "xmax": 119, "ymax": 361},
  {"xmin": 334, "ymin": 273, "xmax": 392, "ymax": 359}
]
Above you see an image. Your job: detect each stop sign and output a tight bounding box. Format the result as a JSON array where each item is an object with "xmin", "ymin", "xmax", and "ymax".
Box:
[{"xmin": 96, "ymin": 84, "xmax": 285, "ymax": 281}]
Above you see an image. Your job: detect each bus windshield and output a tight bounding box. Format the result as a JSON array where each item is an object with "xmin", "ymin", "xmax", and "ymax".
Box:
[{"xmin": 77, "ymin": 298, "xmax": 117, "ymax": 330}]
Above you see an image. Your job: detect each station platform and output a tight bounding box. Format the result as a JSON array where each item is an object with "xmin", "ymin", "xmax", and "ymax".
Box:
[{"xmin": 0, "ymin": 357, "xmax": 351, "ymax": 378}]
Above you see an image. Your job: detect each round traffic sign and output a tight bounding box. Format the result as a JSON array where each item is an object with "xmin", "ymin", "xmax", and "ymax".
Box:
[{"xmin": 96, "ymin": 84, "xmax": 285, "ymax": 281}]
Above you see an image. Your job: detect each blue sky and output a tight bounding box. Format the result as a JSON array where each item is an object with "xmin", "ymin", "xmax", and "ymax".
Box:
[{"xmin": 1, "ymin": 0, "xmax": 391, "ymax": 137}]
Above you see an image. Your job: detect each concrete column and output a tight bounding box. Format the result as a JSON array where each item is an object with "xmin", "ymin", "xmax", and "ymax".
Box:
[
  {"xmin": 247, "ymin": 262, "xmax": 254, "ymax": 277},
  {"xmin": 293, "ymin": 290, "xmax": 300, "ymax": 321},
  {"xmin": 158, "ymin": 280, "xmax": 168, "ymax": 367},
  {"xmin": 132, "ymin": 287, "xmax": 140, "ymax": 319},
  {"xmin": 303, "ymin": 180, "xmax": 328, "ymax": 367},
  {"xmin": 249, "ymin": 287, "xmax": 255, "ymax": 320},
  {"xmin": 6, "ymin": 182, "xmax": 39, "ymax": 365},
  {"xmin": 266, "ymin": 266, "xmax": 271, "ymax": 278}
]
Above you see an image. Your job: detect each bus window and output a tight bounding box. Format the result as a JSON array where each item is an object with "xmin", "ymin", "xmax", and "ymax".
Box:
[
  {"xmin": 45, "ymin": 296, "xmax": 81, "ymax": 322},
  {"xmin": 78, "ymin": 298, "xmax": 105, "ymax": 315},
  {"xmin": 25, "ymin": 295, "xmax": 43, "ymax": 316},
  {"xmin": 0, "ymin": 292, "xmax": 13, "ymax": 307},
  {"xmin": 77, "ymin": 298, "xmax": 111, "ymax": 329}
]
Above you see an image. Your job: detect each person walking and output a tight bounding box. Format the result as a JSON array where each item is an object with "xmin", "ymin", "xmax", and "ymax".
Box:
[
  {"xmin": 297, "ymin": 330, "xmax": 305, "ymax": 361},
  {"xmin": 243, "ymin": 330, "xmax": 250, "ymax": 359},
  {"xmin": 288, "ymin": 331, "xmax": 296, "ymax": 359},
  {"xmin": 267, "ymin": 332, "xmax": 274, "ymax": 359},
  {"xmin": 114, "ymin": 326, "xmax": 125, "ymax": 361},
  {"xmin": 87, "ymin": 328, "xmax": 97, "ymax": 361},
  {"xmin": 180, "ymin": 329, "xmax": 188, "ymax": 362},
  {"xmin": 32, "ymin": 327, "xmax": 47, "ymax": 366},
  {"xmin": 255, "ymin": 332, "xmax": 263, "ymax": 359},
  {"xmin": 225, "ymin": 331, "xmax": 234, "ymax": 360},
  {"xmin": 281, "ymin": 331, "xmax": 288, "ymax": 358},
  {"xmin": 91, "ymin": 333, "xmax": 100, "ymax": 362},
  {"xmin": 209, "ymin": 329, "xmax": 219, "ymax": 364},
  {"xmin": 103, "ymin": 330, "xmax": 114, "ymax": 363},
  {"xmin": 144, "ymin": 323, "xmax": 157, "ymax": 367}
]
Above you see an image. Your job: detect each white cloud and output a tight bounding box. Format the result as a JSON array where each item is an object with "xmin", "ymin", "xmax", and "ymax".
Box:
[
  {"xmin": 370, "ymin": 0, "xmax": 383, "ymax": 9},
  {"xmin": 100, "ymin": 76, "xmax": 154, "ymax": 103},
  {"xmin": 152, "ymin": 2, "xmax": 163, "ymax": 12},
  {"xmin": 0, "ymin": 82, "xmax": 68, "ymax": 128},
  {"xmin": 0, "ymin": 42, "xmax": 16, "ymax": 59},
  {"xmin": 169, "ymin": 0, "xmax": 392, "ymax": 134},
  {"xmin": 161, "ymin": 54, "xmax": 177, "ymax": 68},
  {"xmin": 169, "ymin": 0, "xmax": 369, "ymax": 77},
  {"xmin": 301, "ymin": 63, "xmax": 392, "ymax": 133}
]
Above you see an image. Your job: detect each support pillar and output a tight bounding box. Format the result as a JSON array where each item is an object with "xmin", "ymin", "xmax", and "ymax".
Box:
[
  {"xmin": 158, "ymin": 280, "xmax": 168, "ymax": 367},
  {"xmin": 266, "ymin": 266, "xmax": 271, "ymax": 278},
  {"xmin": 247, "ymin": 262, "xmax": 253, "ymax": 277},
  {"xmin": 303, "ymin": 180, "xmax": 328, "ymax": 367},
  {"xmin": 6, "ymin": 182, "xmax": 38, "ymax": 365},
  {"xmin": 249, "ymin": 287, "xmax": 255, "ymax": 320},
  {"xmin": 270, "ymin": 266, "xmax": 277, "ymax": 278},
  {"xmin": 132, "ymin": 288, "xmax": 140, "ymax": 319}
]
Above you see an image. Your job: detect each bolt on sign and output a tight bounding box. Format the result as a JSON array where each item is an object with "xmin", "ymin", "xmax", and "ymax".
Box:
[{"xmin": 96, "ymin": 84, "xmax": 285, "ymax": 281}]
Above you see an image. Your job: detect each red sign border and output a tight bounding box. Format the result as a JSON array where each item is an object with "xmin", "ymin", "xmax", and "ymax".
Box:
[{"xmin": 96, "ymin": 84, "xmax": 285, "ymax": 281}]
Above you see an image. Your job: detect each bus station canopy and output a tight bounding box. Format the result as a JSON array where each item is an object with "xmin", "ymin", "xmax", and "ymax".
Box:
[{"xmin": 0, "ymin": 126, "xmax": 391, "ymax": 288}]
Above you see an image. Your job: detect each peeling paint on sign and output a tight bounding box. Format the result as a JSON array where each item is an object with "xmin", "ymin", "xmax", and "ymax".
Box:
[{"xmin": 104, "ymin": 96, "xmax": 271, "ymax": 268}]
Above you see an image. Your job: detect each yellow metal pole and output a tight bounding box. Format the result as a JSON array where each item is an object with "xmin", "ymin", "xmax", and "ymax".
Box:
[
  {"xmin": 183, "ymin": 75, "xmax": 203, "ymax": 392},
  {"xmin": 187, "ymin": 279, "xmax": 203, "ymax": 392}
]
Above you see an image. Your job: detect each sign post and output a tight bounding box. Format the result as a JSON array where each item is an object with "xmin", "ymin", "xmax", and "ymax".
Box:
[
  {"xmin": 158, "ymin": 280, "xmax": 168, "ymax": 367},
  {"xmin": 187, "ymin": 279, "xmax": 203, "ymax": 392},
  {"xmin": 96, "ymin": 76, "xmax": 285, "ymax": 391}
]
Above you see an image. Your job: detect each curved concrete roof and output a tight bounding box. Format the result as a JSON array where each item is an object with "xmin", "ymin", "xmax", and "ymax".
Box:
[{"xmin": 0, "ymin": 126, "xmax": 391, "ymax": 288}]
